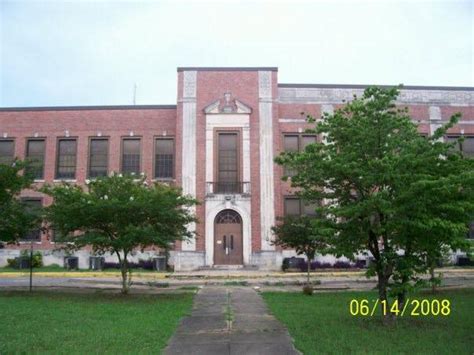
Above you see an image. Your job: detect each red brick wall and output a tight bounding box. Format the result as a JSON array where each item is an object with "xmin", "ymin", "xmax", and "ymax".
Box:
[{"xmin": 0, "ymin": 108, "xmax": 176, "ymax": 249}]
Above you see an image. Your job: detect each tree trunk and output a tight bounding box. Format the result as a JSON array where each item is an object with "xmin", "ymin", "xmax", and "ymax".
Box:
[
  {"xmin": 430, "ymin": 264, "xmax": 436, "ymax": 293},
  {"xmin": 397, "ymin": 276, "xmax": 408, "ymax": 310},
  {"xmin": 116, "ymin": 251, "xmax": 129, "ymax": 294},
  {"xmin": 376, "ymin": 269, "xmax": 393, "ymax": 323},
  {"xmin": 307, "ymin": 257, "xmax": 311, "ymax": 286}
]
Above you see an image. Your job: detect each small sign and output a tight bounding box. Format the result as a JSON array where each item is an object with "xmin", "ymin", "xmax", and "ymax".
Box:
[{"xmin": 217, "ymin": 240, "xmax": 222, "ymax": 244}]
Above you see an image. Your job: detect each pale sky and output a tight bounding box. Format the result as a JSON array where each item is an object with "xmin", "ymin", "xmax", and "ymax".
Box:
[{"xmin": 0, "ymin": 0, "xmax": 473, "ymax": 107}]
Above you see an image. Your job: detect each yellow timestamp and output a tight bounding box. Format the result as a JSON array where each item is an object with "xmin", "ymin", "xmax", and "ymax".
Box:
[{"xmin": 349, "ymin": 299, "xmax": 451, "ymax": 317}]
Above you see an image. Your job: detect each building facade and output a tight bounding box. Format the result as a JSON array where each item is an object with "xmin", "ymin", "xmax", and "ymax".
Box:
[{"xmin": 1, "ymin": 67, "xmax": 473, "ymax": 270}]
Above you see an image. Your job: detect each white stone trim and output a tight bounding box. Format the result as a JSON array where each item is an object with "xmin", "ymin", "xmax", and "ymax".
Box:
[
  {"xmin": 279, "ymin": 87, "xmax": 474, "ymax": 105},
  {"xmin": 429, "ymin": 105, "xmax": 443, "ymax": 137},
  {"xmin": 181, "ymin": 71, "xmax": 197, "ymax": 251},
  {"xmin": 205, "ymin": 202, "xmax": 252, "ymax": 266},
  {"xmin": 205, "ymin": 114, "xmax": 251, "ymax": 184},
  {"xmin": 204, "ymin": 113, "xmax": 252, "ymax": 265},
  {"xmin": 259, "ymin": 71, "xmax": 275, "ymax": 251},
  {"xmin": 278, "ymin": 118, "xmax": 307, "ymax": 123},
  {"xmin": 183, "ymin": 71, "xmax": 197, "ymax": 98}
]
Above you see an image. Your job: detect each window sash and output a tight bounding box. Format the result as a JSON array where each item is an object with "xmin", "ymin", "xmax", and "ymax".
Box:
[
  {"xmin": 20, "ymin": 199, "xmax": 42, "ymax": 242},
  {"xmin": 26, "ymin": 139, "xmax": 45, "ymax": 179},
  {"xmin": 283, "ymin": 134, "xmax": 316, "ymax": 176},
  {"xmin": 284, "ymin": 197, "xmax": 318, "ymax": 217},
  {"xmin": 218, "ymin": 133, "xmax": 238, "ymax": 183},
  {"xmin": 56, "ymin": 139, "xmax": 77, "ymax": 179},
  {"xmin": 446, "ymin": 136, "xmax": 474, "ymax": 157},
  {"xmin": 0, "ymin": 140, "xmax": 14, "ymax": 165},
  {"xmin": 88, "ymin": 139, "xmax": 108, "ymax": 178},
  {"xmin": 122, "ymin": 139, "xmax": 141, "ymax": 174},
  {"xmin": 155, "ymin": 138, "xmax": 174, "ymax": 179}
]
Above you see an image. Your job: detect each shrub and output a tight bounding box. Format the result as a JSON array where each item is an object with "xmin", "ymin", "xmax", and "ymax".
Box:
[
  {"xmin": 6, "ymin": 258, "xmax": 17, "ymax": 268},
  {"xmin": 103, "ymin": 259, "xmax": 155, "ymax": 270},
  {"xmin": 333, "ymin": 261, "xmax": 352, "ymax": 269},
  {"xmin": 19, "ymin": 250, "xmax": 43, "ymax": 268},
  {"xmin": 302, "ymin": 285, "xmax": 314, "ymax": 295}
]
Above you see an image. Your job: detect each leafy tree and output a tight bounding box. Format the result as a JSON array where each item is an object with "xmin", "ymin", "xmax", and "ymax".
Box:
[
  {"xmin": 276, "ymin": 87, "xmax": 474, "ymax": 316},
  {"xmin": 42, "ymin": 173, "xmax": 197, "ymax": 294},
  {"xmin": 272, "ymin": 215, "xmax": 329, "ymax": 291},
  {"xmin": 0, "ymin": 160, "xmax": 40, "ymax": 244}
]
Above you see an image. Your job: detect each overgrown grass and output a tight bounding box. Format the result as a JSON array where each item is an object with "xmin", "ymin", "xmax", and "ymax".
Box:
[
  {"xmin": 263, "ymin": 288, "xmax": 474, "ymax": 354},
  {"xmin": 0, "ymin": 291, "xmax": 194, "ymax": 353}
]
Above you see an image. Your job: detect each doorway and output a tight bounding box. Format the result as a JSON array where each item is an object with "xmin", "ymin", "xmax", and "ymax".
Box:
[{"xmin": 214, "ymin": 209, "xmax": 243, "ymax": 265}]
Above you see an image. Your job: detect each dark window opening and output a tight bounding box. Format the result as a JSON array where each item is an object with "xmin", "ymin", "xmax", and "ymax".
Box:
[
  {"xmin": 0, "ymin": 140, "xmax": 15, "ymax": 165},
  {"xmin": 155, "ymin": 138, "xmax": 174, "ymax": 179},
  {"xmin": 88, "ymin": 138, "xmax": 108, "ymax": 178},
  {"xmin": 20, "ymin": 198, "xmax": 42, "ymax": 242},
  {"xmin": 284, "ymin": 196, "xmax": 318, "ymax": 217},
  {"xmin": 446, "ymin": 136, "xmax": 474, "ymax": 158},
  {"xmin": 56, "ymin": 139, "xmax": 77, "ymax": 179},
  {"xmin": 26, "ymin": 139, "xmax": 45, "ymax": 179},
  {"xmin": 217, "ymin": 132, "xmax": 239, "ymax": 193},
  {"xmin": 283, "ymin": 134, "xmax": 317, "ymax": 176},
  {"xmin": 122, "ymin": 138, "xmax": 141, "ymax": 174}
]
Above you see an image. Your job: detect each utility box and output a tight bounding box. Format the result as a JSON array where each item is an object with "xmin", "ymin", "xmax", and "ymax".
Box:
[
  {"xmin": 282, "ymin": 257, "xmax": 305, "ymax": 271},
  {"xmin": 89, "ymin": 256, "xmax": 105, "ymax": 270},
  {"xmin": 153, "ymin": 256, "xmax": 167, "ymax": 271},
  {"xmin": 64, "ymin": 256, "xmax": 79, "ymax": 270},
  {"xmin": 16, "ymin": 256, "xmax": 30, "ymax": 269}
]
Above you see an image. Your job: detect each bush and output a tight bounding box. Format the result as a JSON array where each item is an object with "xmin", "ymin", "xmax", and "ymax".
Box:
[
  {"xmin": 6, "ymin": 258, "xmax": 17, "ymax": 268},
  {"xmin": 333, "ymin": 261, "xmax": 352, "ymax": 269},
  {"xmin": 302, "ymin": 285, "xmax": 314, "ymax": 295},
  {"xmin": 18, "ymin": 250, "xmax": 43, "ymax": 268},
  {"xmin": 103, "ymin": 259, "xmax": 155, "ymax": 270}
]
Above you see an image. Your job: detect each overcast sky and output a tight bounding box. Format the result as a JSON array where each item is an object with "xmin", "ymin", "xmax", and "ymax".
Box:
[{"xmin": 0, "ymin": 0, "xmax": 472, "ymax": 107}]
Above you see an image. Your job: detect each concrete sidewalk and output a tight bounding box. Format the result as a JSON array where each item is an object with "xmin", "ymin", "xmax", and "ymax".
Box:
[
  {"xmin": 163, "ymin": 286, "xmax": 300, "ymax": 355},
  {"xmin": 1, "ymin": 268, "xmax": 473, "ymax": 292}
]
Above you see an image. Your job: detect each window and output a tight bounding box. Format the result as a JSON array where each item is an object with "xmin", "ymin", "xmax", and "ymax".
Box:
[
  {"xmin": 88, "ymin": 138, "xmax": 108, "ymax": 178},
  {"xmin": 20, "ymin": 198, "xmax": 42, "ymax": 242},
  {"xmin": 122, "ymin": 138, "xmax": 141, "ymax": 174},
  {"xmin": 154, "ymin": 138, "xmax": 174, "ymax": 179},
  {"xmin": 446, "ymin": 136, "xmax": 474, "ymax": 158},
  {"xmin": 56, "ymin": 139, "xmax": 77, "ymax": 179},
  {"xmin": 283, "ymin": 134, "xmax": 317, "ymax": 176},
  {"xmin": 284, "ymin": 196, "xmax": 318, "ymax": 217},
  {"xmin": 25, "ymin": 139, "xmax": 45, "ymax": 179},
  {"xmin": 0, "ymin": 139, "xmax": 14, "ymax": 165},
  {"xmin": 217, "ymin": 132, "xmax": 239, "ymax": 193}
]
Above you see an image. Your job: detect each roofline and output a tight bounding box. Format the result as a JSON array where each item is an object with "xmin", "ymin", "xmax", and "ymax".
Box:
[
  {"xmin": 278, "ymin": 83, "xmax": 474, "ymax": 91},
  {"xmin": 177, "ymin": 67, "xmax": 278, "ymax": 72},
  {"xmin": 0, "ymin": 105, "xmax": 177, "ymax": 112}
]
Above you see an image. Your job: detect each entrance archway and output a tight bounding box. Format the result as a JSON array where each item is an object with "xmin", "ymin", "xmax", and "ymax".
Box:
[{"xmin": 214, "ymin": 209, "xmax": 243, "ymax": 265}]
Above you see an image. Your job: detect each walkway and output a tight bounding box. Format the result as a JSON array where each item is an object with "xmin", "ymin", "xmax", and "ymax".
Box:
[{"xmin": 163, "ymin": 286, "xmax": 300, "ymax": 355}]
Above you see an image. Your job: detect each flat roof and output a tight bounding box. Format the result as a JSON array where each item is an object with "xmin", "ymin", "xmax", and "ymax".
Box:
[
  {"xmin": 278, "ymin": 83, "xmax": 474, "ymax": 91},
  {"xmin": 0, "ymin": 105, "xmax": 177, "ymax": 112},
  {"xmin": 177, "ymin": 67, "xmax": 278, "ymax": 72}
]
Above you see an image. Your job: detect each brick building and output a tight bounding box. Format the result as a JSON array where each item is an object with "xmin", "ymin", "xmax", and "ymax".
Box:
[{"xmin": 1, "ymin": 67, "xmax": 473, "ymax": 270}]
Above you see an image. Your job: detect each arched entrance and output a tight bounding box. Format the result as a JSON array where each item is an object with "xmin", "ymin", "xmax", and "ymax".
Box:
[{"xmin": 214, "ymin": 209, "xmax": 243, "ymax": 265}]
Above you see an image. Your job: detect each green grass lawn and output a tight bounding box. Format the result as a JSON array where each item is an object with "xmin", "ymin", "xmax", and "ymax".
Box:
[
  {"xmin": 263, "ymin": 288, "xmax": 474, "ymax": 354},
  {"xmin": 0, "ymin": 291, "xmax": 194, "ymax": 353}
]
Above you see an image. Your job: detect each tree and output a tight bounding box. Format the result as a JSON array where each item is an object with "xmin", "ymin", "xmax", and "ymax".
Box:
[
  {"xmin": 0, "ymin": 160, "xmax": 40, "ymax": 244},
  {"xmin": 272, "ymin": 215, "xmax": 329, "ymax": 293},
  {"xmin": 42, "ymin": 173, "xmax": 197, "ymax": 294},
  {"xmin": 276, "ymin": 86, "xmax": 474, "ymax": 316}
]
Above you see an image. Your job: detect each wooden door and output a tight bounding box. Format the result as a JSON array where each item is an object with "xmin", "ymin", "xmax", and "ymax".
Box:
[{"xmin": 214, "ymin": 210, "xmax": 243, "ymax": 265}]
